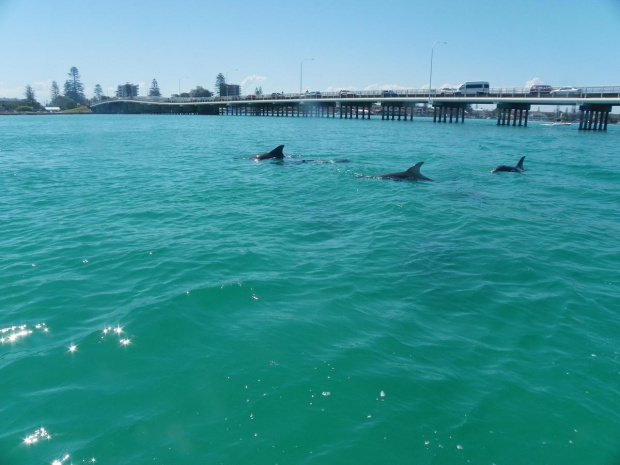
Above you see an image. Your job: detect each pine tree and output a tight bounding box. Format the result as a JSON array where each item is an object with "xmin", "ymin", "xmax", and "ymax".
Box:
[
  {"xmin": 24, "ymin": 85, "xmax": 36, "ymax": 103},
  {"xmin": 51, "ymin": 81, "xmax": 60, "ymax": 102},
  {"xmin": 23, "ymin": 85, "xmax": 41, "ymax": 111},
  {"xmin": 63, "ymin": 67, "xmax": 86, "ymax": 103},
  {"xmin": 93, "ymin": 84, "xmax": 103, "ymax": 101},
  {"xmin": 149, "ymin": 79, "xmax": 161, "ymax": 97}
]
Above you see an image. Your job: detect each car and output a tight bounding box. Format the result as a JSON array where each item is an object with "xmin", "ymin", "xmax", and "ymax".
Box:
[
  {"xmin": 271, "ymin": 93, "xmax": 282, "ymax": 99},
  {"xmin": 382, "ymin": 90, "xmax": 398, "ymax": 97},
  {"xmin": 437, "ymin": 86, "xmax": 457, "ymax": 96},
  {"xmin": 456, "ymin": 81, "xmax": 490, "ymax": 96},
  {"xmin": 339, "ymin": 90, "xmax": 356, "ymax": 98},
  {"xmin": 550, "ymin": 87, "xmax": 581, "ymax": 97},
  {"xmin": 528, "ymin": 84, "xmax": 553, "ymax": 95},
  {"xmin": 302, "ymin": 91, "xmax": 322, "ymax": 99},
  {"xmin": 245, "ymin": 94, "xmax": 257, "ymax": 100}
]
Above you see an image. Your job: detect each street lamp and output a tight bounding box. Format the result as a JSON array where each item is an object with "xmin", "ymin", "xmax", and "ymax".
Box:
[
  {"xmin": 178, "ymin": 76, "xmax": 189, "ymax": 95},
  {"xmin": 429, "ymin": 42, "xmax": 447, "ymax": 101},
  {"xmin": 225, "ymin": 68, "xmax": 238, "ymax": 99},
  {"xmin": 300, "ymin": 58, "xmax": 314, "ymax": 100}
]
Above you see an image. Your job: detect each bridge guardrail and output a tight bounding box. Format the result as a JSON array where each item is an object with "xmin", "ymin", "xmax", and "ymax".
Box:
[{"xmin": 93, "ymin": 86, "xmax": 620, "ymax": 105}]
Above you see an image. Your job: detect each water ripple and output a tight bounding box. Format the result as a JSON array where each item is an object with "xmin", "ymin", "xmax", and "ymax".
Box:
[{"xmin": 1, "ymin": 116, "xmax": 619, "ymax": 463}]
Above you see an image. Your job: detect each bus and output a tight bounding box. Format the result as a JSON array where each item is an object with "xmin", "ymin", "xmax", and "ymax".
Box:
[{"xmin": 457, "ymin": 81, "xmax": 490, "ymax": 96}]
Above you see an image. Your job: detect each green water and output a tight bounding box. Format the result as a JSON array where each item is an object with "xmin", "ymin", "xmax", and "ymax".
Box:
[{"xmin": 1, "ymin": 115, "xmax": 619, "ymax": 464}]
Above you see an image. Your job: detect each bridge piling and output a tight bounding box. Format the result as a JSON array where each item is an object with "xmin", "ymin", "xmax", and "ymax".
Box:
[
  {"xmin": 432, "ymin": 102, "xmax": 467, "ymax": 123},
  {"xmin": 579, "ymin": 104, "xmax": 611, "ymax": 131},
  {"xmin": 497, "ymin": 103, "xmax": 530, "ymax": 127}
]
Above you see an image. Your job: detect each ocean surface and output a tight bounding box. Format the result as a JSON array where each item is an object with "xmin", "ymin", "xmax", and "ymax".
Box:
[{"xmin": 1, "ymin": 114, "xmax": 619, "ymax": 465}]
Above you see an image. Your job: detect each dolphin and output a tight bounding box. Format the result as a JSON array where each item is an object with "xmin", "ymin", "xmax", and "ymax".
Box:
[
  {"xmin": 492, "ymin": 156, "xmax": 525, "ymax": 173},
  {"xmin": 378, "ymin": 162, "xmax": 433, "ymax": 181},
  {"xmin": 252, "ymin": 145, "xmax": 285, "ymax": 161}
]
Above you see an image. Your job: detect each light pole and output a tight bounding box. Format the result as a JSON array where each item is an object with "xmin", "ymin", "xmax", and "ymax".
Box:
[
  {"xmin": 178, "ymin": 76, "xmax": 189, "ymax": 96},
  {"xmin": 300, "ymin": 58, "xmax": 314, "ymax": 100},
  {"xmin": 429, "ymin": 42, "xmax": 447, "ymax": 101},
  {"xmin": 225, "ymin": 68, "xmax": 238, "ymax": 99}
]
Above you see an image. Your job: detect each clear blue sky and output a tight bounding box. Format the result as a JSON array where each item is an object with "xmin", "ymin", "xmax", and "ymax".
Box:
[{"xmin": 1, "ymin": 0, "xmax": 619, "ymax": 101}]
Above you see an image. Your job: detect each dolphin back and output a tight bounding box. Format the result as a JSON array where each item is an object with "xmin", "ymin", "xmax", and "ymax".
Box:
[
  {"xmin": 406, "ymin": 162, "xmax": 433, "ymax": 181},
  {"xmin": 253, "ymin": 144, "xmax": 285, "ymax": 160},
  {"xmin": 269, "ymin": 145, "xmax": 285, "ymax": 159},
  {"xmin": 492, "ymin": 156, "xmax": 526, "ymax": 173}
]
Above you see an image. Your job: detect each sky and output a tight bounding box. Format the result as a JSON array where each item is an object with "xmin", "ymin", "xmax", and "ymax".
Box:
[{"xmin": 1, "ymin": 0, "xmax": 620, "ymax": 102}]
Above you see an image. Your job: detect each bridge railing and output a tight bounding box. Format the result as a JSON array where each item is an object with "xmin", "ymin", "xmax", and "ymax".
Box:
[
  {"xmin": 95, "ymin": 86, "xmax": 620, "ymax": 105},
  {"xmin": 489, "ymin": 86, "xmax": 620, "ymax": 98}
]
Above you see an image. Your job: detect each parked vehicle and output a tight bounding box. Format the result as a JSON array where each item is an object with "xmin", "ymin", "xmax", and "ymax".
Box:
[
  {"xmin": 382, "ymin": 90, "xmax": 398, "ymax": 97},
  {"xmin": 528, "ymin": 84, "xmax": 553, "ymax": 95},
  {"xmin": 456, "ymin": 81, "xmax": 490, "ymax": 96},
  {"xmin": 550, "ymin": 87, "xmax": 581, "ymax": 97}
]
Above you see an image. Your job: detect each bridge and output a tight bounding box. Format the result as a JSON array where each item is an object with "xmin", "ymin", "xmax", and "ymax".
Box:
[{"xmin": 90, "ymin": 86, "xmax": 620, "ymax": 131}]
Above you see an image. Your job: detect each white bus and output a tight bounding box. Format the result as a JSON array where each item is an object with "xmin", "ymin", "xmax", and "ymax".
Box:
[{"xmin": 457, "ymin": 81, "xmax": 490, "ymax": 96}]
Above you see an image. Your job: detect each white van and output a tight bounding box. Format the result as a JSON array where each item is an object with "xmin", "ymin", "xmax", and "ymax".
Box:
[{"xmin": 457, "ymin": 81, "xmax": 490, "ymax": 96}]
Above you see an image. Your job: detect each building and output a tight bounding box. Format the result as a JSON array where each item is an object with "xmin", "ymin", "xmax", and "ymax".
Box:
[
  {"xmin": 220, "ymin": 83, "xmax": 240, "ymax": 97},
  {"xmin": 116, "ymin": 83, "xmax": 139, "ymax": 98}
]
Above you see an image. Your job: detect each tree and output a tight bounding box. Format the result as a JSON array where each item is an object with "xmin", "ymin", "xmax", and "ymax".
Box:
[
  {"xmin": 64, "ymin": 66, "xmax": 86, "ymax": 103},
  {"xmin": 24, "ymin": 85, "xmax": 36, "ymax": 103},
  {"xmin": 215, "ymin": 73, "xmax": 226, "ymax": 96},
  {"xmin": 51, "ymin": 80, "xmax": 75, "ymax": 109},
  {"xmin": 148, "ymin": 79, "xmax": 161, "ymax": 97},
  {"xmin": 51, "ymin": 81, "xmax": 60, "ymax": 102},
  {"xmin": 189, "ymin": 86, "xmax": 212, "ymax": 98},
  {"xmin": 93, "ymin": 84, "xmax": 103, "ymax": 101},
  {"xmin": 52, "ymin": 95, "xmax": 77, "ymax": 110},
  {"xmin": 254, "ymin": 86, "xmax": 263, "ymax": 96},
  {"xmin": 23, "ymin": 85, "xmax": 41, "ymax": 110}
]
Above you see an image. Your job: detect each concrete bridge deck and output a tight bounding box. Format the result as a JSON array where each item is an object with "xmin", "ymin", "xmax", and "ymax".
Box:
[
  {"xmin": 90, "ymin": 86, "xmax": 620, "ymax": 131},
  {"xmin": 90, "ymin": 86, "xmax": 620, "ymax": 108}
]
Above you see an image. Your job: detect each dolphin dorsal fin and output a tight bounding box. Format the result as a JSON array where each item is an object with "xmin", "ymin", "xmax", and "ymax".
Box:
[
  {"xmin": 516, "ymin": 156, "xmax": 525, "ymax": 169},
  {"xmin": 406, "ymin": 162, "xmax": 424, "ymax": 178},
  {"xmin": 270, "ymin": 145, "xmax": 285, "ymax": 158}
]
